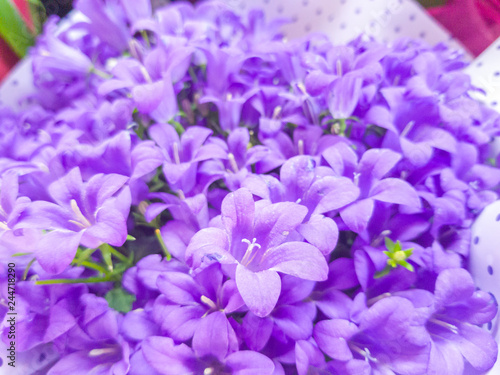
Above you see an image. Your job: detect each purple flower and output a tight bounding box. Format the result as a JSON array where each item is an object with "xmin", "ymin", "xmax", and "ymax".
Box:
[
  {"xmin": 152, "ymin": 263, "xmax": 243, "ymax": 342},
  {"xmin": 149, "ymin": 124, "xmax": 227, "ymax": 195},
  {"xmin": 75, "ymin": 0, "xmax": 130, "ymax": 51},
  {"xmin": 19, "ymin": 167, "xmax": 130, "ymax": 274},
  {"xmin": 0, "ymin": 267, "xmax": 87, "ymax": 352},
  {"xmin": 240, "ymin": 275, "xmax": 316, "ymax": 353},
  {"xmin": 143, "ymin": 311, "xmax": 275, "ymax": 375},
  {"xmin": 314, "ymin": 296, "xmax": 430, "ymax": 375},
  {"xmin": 324, "ymin": 145, "xmax": 421, "ymax": 234},
  {"xmin": 425, "ymin": 269, "xmax": 498, "ymax": 374},
  {"xmin": 186, "ymin": 188, "xmax": 328, "ymax": 317},
  {"xmin": 46, "ymin": 294, "xmax": 130, "ymax": 375},
  {"xmin": 0, "ymin": 172, "xmax": 40, "ymax": 259}
]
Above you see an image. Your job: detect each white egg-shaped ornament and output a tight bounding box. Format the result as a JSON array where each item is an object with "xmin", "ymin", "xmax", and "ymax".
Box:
[{"xmin": 470, "ymin": 200, "xmax": 500, "ymax": 374}]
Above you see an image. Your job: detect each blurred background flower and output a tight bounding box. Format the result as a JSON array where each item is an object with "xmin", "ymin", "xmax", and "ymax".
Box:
[{"xmin": 1, "ymin": 0, "xmax": 499, "ymax": 81}]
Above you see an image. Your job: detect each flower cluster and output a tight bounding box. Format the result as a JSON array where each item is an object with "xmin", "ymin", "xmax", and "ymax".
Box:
[{"xmin": 1, "ymin": 0, "xmax": 499, "ymax": 374}]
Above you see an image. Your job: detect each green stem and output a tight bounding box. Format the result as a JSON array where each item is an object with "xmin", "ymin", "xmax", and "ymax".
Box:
[
  {"xmin": 108, "ymin": 246, "xmax": 130, "ymax": 263},
  {"xmin": 140, "ymin": 30, "xmax": 150, "ymax": 48},
  {"xmin": 35, "ymin": 276, "xmax": 113, "ymax": 285},
  {"xmin": 22, "ymin": 258, "xmax": 36, "ymax": 281},
  {"xmin": 155, "ymin": 229, "xmax": 171, "ymax": 260},
  {"xmin": 90, "ymin": 67, "xmax": 112, "ymax": 79},
  {"xmin": 72, "ymin": 260, "xmax": 110, "ymax": 276}
]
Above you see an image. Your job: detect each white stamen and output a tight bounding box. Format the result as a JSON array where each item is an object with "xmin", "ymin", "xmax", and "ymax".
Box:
[
  {"xmin": 297, "ymin": 82, "xmax": 307, "ymax": 95},
  {"xmin": 138, "ymin": 201, "xmax": 149, "ymax": 216},
  {"xmin": 172, "ymin": 142, "xmax": 181, "ymax": 165},
  {"xmin": 228, "ymin": 153, "xmax": 239, "ymax": 173},
  {"xmin": 349, "ymin": 344, "xmax": 378, "ymax": 363},
  {"xmin": 177, "ymin": 189, "xmax": 186, "ymax": 200},
  {"xmin": 89, "ymin": 348, "xmax": 116, "ymax": 357},
  {"xmin": 0, "ymin": 221, "xmax": 8, "ymax": 231},
  {"xmin": 226, "ymin": 92, "xmax": 233, "ymax": 101},
  {"xmin": 272, "ymin": 106, "xmax": 282, "ymax": 119},
  {"xmin": 367, "ymin": 292, "xmax": 391, "ymax": 307},
  {"xmin": 363, "ymin": 348, "xmax": 378, "ymax": 363},
  {"xmin": 371, "ymin": 230, "xmax": 392, "ymax": 247},
  {"xmin": 429, "ymin": 318, "xmax": 459, "ymax": 334},
  {"xmin": 200, "ymin": 295, "xmax": 217, "ymax": 310},
  {"xmin": 70, "ymin": 199, "xmax": 92, "ymax": 228},
  {"xmin": 336, "ymin": 59, "xmax": 343, "ymax": 76},
  {"xmin": 0, "ymin": 204, "xmax": 8, "ymax": 218},
  {"xmin": 401, "ymin": 121, "xmax": 415, "ymax": 138},
  {"xmin": 298, "ymin": 139, "xmax": 305, "ymax": 155},
  {"xmin": 469, "ymin": 180, "xmax": 479, "ymax": 190},
  {"xmin": 353, "ymin": 172, "xmax": 361, "ymax": 187},
  {"xmin": 140, "ymin": 65, "xmax": 152, "ymax": 83},
  {"xmin": 241, "ymin": 238, "xmax": 262, "ymax": 265},
  {"xmin": 204, "ymin": 368, "xmax": 215, "ymax": 375}
]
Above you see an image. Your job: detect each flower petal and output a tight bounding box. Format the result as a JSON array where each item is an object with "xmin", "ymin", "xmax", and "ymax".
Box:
[
  {"xmin": 192, "ymin": 311, "xmax": 237, "ymax": 361},
  {"xmin": 313, "ymin": 319, "xmax": 357, "ymax": 361},
  {"xmin": 142, "ymin": 337, "xmax": 196, "ymax": 375},
  {"xmin": 225, "ymin": 351, "xmax": 275, "ymax": 375},
  {"xmin": 235, "ymin": 264, "xmax": 281, "ymax": 318},
  {"xmin": 36, "ymin": 230, "xmax": 83, "ymax": 274},
  {"xmin": 340, "ymin": 198, "xmax": 374, "ymax": 234},
  {"xmin": 370, "ymin": 178, "xmax": 421, "ymax": 208},
  {"xmin": 263, "ymin": 241, "xmax": 328, "ymax": 281}
]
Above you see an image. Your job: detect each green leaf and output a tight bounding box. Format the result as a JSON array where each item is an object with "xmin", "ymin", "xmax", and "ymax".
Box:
[
  {"xmin": 12, "ymin": 252, "xmax": 32, "ymax": 257},
  {"xmin": 403, "ymin": 248, "xmax": 414, "ymax": 257},
  {"xmin": 27, "ymin": 0, "xmax": 45, "ymax": 35},
  {"xmin": 0, "ymin": 0, "xmax": 35, "ymax": 57},
  {"xmin": 99, "ymin": 244, "xmax": 114, "ymax": 272},
  {"xmin": 168, "ymin": 118, "xmax": 185, "ymax": 135},
  {"xmin": 105, "ymin": 288, "xmax": 136, "ymax": 313},
  {"xmin": 126, "ymin": 235, "xmax": 136, "ymax": 241},
  {"xmin": 400, "ymin": 261, "xmax": 415, "ymax": 272},
  {"xmin": 384, "ymin": 237, "xmax": 395, "ymax": 252},
  {"xmin": 374, "ymin": 265, "xmax": 391, "ymax": 279},
  {"xmin": 393, "ymin": 241, "xmax": 402, "ymax": 252}
]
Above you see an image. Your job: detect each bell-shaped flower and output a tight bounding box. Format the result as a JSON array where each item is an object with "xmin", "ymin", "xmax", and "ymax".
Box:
[
  {"xmin": 18, "ymin": 167, "xmax": 130, "ymax": 274},
  {"xmin": 149, "ymin": 123, "xmax": 227, "ymax": 195},
  {"xmin": 143, "ymin": 312, "xmax": 275, "ymax": 375},
  {"xmin": 186, "ymin": 188, "xmax": 328, "ymax": 317}
]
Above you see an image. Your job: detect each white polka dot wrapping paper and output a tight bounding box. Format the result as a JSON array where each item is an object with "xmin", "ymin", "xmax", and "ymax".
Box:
[{"xmin": 1, "ymin": 0, "xmax": 500, "ymax": 374}]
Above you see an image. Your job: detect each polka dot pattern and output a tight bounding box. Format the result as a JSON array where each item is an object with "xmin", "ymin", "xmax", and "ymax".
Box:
[
  {"xmin": 0, "ymin": 59, "xmax": 34, "ymax": 110},
  {"xmin": 470, "ymin": 200, "xmax": 500, "ymax": 347},
  {"xmin": 465, "ymin": 39, "xmax": 500, "ymax": 110},
  {"xmin": 220, "ymin": 0, "xmax": 465, "ymax": 48}
]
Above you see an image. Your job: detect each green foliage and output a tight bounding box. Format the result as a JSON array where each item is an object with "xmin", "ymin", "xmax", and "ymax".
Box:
[
  {"xmin": 105, "ymin": 287, "xmax": 136, "ymax": 313},
  {"xmin": 0, "ymin": 0, "xmax": 35, "ymax": 57}
]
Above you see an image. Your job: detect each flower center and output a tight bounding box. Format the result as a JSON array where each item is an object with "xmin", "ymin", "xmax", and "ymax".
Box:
[
  {"xmin": 68, "ymin": 199, "xmax": 92, "ymax": 229},
  {"xmin": 241, "ymin": 238, "xmax": 262, "ymax": 266},
  {"xmin": 349, "ymin": 343, "xmax": 378, "ymax": 363},
  {"xmin": 353, "ymin": 172, "xmax": 361, "ymax": 187},
  {"xmin": 173, "ymin": 142, "xmax": 181, "ymax": 165},
  {"xmin": 228, "ymin": 153, "xmax": 239, "ymax": 173},
  {"xmin": 429, "ymin": 317, "xmax": 459, "ymax": 334},
  {"xmin": 0, "ymin": 205, "xmax": 7, "ymax": 219},
  {"xmin": 401, "ymin": 121, "xmax": 415, "ymax": 138},
  {"xmin": 298, "ymin": 139, "xmax": 304, "ymax": 155},
  {"xmin": 89, "ymin": 347, "xmax": 118, "ymax": 357},
  {"xmin": 201, "ymin": 295, "xmax": 217, "ymax": 311}
]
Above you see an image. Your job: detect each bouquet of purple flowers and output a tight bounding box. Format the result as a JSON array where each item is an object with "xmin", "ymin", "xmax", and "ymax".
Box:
[{"xmin": 1, "ymin": 0, "xmax": 500, "ymax": 374}]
